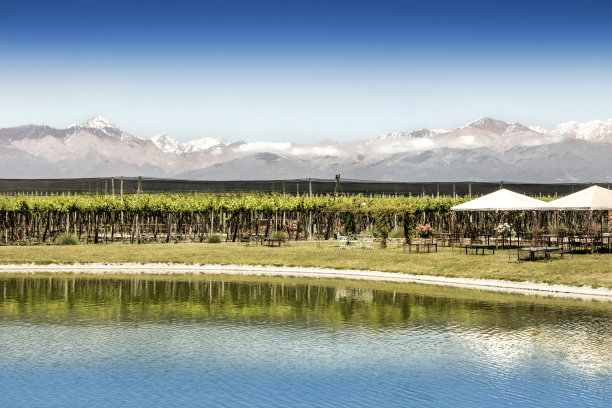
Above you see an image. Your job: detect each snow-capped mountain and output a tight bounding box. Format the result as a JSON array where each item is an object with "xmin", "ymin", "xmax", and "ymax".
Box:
[
  {"xmin": 151, "ymin": 133, "xmax": 228, "ymax": 154},
  {"xmin": 377, "ymin": 128, "xmax": 443, "ymax": 141},
  {"xmin": 74, "ymin": 115, "xmax": 118, "ymax": 130},
  {"xmin": 551, "ymin": 119, "xmax": 612, "ymax": 142},
  {"xmin": 2, "ymin": 115, "xmax": 612, "ymax": 181}
]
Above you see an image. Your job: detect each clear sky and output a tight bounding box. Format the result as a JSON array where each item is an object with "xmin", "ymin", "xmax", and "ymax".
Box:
[{"xmin": 1, "ymin": 0, "xmax": 612, "ymax": 142}]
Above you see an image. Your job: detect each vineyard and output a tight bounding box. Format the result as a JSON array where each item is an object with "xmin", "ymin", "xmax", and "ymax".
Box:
[
  {"xmin": 0, "ymin": 193, "xmax": 471, "ymax": 245},
  {"xmin": 0, "ymin": 193, "xmax": 603, "ymax": 246}
]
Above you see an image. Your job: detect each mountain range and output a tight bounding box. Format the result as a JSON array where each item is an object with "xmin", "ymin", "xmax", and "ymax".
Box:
[{"xmin": 2, "ymin": 115, "xmax": 612, "ymax": 182}]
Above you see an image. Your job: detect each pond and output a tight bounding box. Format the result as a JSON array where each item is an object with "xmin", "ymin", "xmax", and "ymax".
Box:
[{"xmin": 0, "ymin": 275, "xmax": 611, "ymax": 407}]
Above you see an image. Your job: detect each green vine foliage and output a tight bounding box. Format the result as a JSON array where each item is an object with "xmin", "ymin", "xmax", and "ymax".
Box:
[
  {"xmin": 0, "ymin": 193, "xmax": 468, "ymax": 216},
  {"xmin": 403, "ymin": 212, "xmax": 416, "ymax": 245},
  {"xmin": 373, "ymin": 208, "xmax": 394, "ymax": 248},
  {"xmin": 0, "ymin": 193, "xmax": 472, "ymax": 245},
  {"xmin": 341, "ymin": 212, "xmax": 357, "ymax": 234}
]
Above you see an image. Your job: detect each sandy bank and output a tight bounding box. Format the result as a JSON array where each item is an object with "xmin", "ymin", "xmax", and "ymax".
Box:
[{"xmin": 1, "ymin": 263, "xmax": 611, "ymax": 302}]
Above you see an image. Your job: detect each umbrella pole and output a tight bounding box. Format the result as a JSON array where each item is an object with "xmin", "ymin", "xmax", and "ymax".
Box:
[
  {"xmin": 590, "ymin": 210, "xmax": 594, "ymax": 254},
  {"xmin": 450, "ymin": 211, "xmax": 455, "ymax": 251},
  {"xmin": 495, "ymin": 211, "xmax": 499, "ymax": 251},
  {"xmin": 532, "ymin": 211, "xmax": 536, "ymax": 246}
]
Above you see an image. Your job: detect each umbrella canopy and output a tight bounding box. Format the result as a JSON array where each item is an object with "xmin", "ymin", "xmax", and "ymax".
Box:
[
  {"xmin": 451, "ymin": 189, "xmax": 547, "ymax": 211},
  {"xmin": 545, "ymin": 185, "xmax": 612, "ymax": 210}
]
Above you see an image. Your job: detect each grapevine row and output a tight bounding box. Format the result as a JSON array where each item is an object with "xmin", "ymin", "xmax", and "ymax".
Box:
[{"xmin": 1, "ymin": 193, "xmax": 594, "ymax": 245}]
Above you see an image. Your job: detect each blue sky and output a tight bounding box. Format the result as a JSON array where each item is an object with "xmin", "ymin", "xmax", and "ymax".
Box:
[{"xmin": 1, "ymin": 0, "xmax": 612, "ymax": 142}]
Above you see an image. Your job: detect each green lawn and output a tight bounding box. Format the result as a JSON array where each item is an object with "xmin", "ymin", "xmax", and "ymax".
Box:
[{"xmin": 1, "ymin": 241, "xmax": 611, "ymax": 289}]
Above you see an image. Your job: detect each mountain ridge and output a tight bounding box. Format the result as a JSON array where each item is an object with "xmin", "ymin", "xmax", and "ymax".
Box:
[{"xmin": 2, "ymin": 115, "xmax": 612, "ymax": 181}]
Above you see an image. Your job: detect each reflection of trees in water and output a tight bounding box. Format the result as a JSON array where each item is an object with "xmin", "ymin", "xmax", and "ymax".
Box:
[
  {"xmin": 2, "ymin": 276, "xmax": 611, "ymax": 378},
  {"xmin": 0, "ymin": 277, "xmax": 610, "ymax": 334}
]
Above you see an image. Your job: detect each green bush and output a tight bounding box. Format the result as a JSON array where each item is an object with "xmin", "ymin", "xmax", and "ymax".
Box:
[
  {"xmin": 360, "ymin": 228, "xmax": 380, "ymax": 238},
  {"xmin": 207, "ymin": 234, "xmax": 222, "ymax": 244},
  {"xmin": 272, "ymin": 231, "xmax": 288, "ymax": 240},
  {"xmin": 389, "ymin": 228, "xmax": 405, "ymax": 238},
  {"xmin": 57, "ymin": 234, "xmax": 79, "ymax": 245}
]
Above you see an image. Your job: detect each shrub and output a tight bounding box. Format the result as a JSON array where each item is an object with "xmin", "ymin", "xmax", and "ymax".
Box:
[
  {"xmin": 389, "ymin": 228, "xmax": 405, "ymax": 238},
  {"xmin": 360, "ymin": 228, "xmax": 380, "ymax": 238},
  {"xmin": 272, "ymin": 230, "xmax": 287, "ymax": 240},
  {"xmin": 416, "ymin": 223, "xmax": 433, "ymax": 238},
  {"xmin": 207, "ymin": 234, "xmax": 222, "ymax": 244},
  {"xmin": 57, "ymin": 234, "xmax": 79, "ymax": 245}
]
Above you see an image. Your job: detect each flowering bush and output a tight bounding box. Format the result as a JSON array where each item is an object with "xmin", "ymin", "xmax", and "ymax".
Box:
[
  {"xmin": 415, "ymin": 223, "xmax": 433, "ymax": 238},
  {"xmin": 496, "ymin": 223, "xmax": 516, "ymax": 237},
  {"xmin": 333, "ymin": 222, "xmax": 346, "ymax": 234}
]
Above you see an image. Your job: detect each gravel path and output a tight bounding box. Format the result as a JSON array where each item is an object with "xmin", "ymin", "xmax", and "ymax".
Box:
[{"xmin": 1, "ymin": 263, "xmax": 611, "ymax": 302}]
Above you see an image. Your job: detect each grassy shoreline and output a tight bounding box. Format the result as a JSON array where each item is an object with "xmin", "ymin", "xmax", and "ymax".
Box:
[{"xmin": 1, "ymin": 242, "xmax": 612, "ymax": 289}]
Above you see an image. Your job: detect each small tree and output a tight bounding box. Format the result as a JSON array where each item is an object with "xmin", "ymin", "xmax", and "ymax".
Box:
[
  {"xmin": 403, "ymin": 211, "xmax": 416, "ymax": 245},
  {"xmin": 374, "ymin": 209, "xmax": 392, "ymax": 248}
]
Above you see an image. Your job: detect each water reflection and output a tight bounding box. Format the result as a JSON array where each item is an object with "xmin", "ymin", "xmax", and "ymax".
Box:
[{"xmin": 0, "ymin": 275, "xmax": 611, "ymax": 407}]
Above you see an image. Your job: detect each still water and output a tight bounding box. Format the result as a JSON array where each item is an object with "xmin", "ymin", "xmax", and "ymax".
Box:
[{"xmin": 0, "ymin": 275, "xmax": 611, "ymax": 407}]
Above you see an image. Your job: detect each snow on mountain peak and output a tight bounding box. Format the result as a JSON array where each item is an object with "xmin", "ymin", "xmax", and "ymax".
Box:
[
  {"xmin": 150, "ymin": 133, "xmax": 228, "ymax": 154},
  {"xmin": 528, "ymin": 125, "xmax": 549, "ymax": 134},
  {"xmin": 150, "ymin": 133, "xmax": 176, "ymax": 152},
  {"xmin": 80, "ymin": 115, "xmax": 117, "ymax": 129},
  {"xmin": 184, "ymin": 137, "xmax": 228, "ymax": 152},
  {"xmin": 553, "ymin": 119, "xmax": 612, "ymax": 141},
  {"xmin": 464, "ymin": 117, "xmax": 510, "ymax": 134},
  {"xmin": 376, "ymin": 128, "xmax": 446, "ymax": 142}
]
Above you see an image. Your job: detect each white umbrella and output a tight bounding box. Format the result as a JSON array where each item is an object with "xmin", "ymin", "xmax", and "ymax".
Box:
[
  {"xmin": 451, "ymin": 189, "xmax": 547, "ymax": 211},
  {"xmin": 545, "ymin": 185, "xmax": 612, "ymax": 210},
  {"xmin": 451, "ymin": 189, "xmax": 547, "ymax": 247},
  {"xmin": 546, "ymin": 185, "xmax": 612, "ymax": 253}
]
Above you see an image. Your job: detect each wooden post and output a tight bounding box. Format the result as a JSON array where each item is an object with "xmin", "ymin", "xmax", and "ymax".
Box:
[
  {"xmin": 111, "ymin": 177, "xmax": 115, "ymax": 199},
  {"xmin": 135, "ymin": 176, "xmax": 142, "ymax": 241},
  {"xmin": 333, "ymin": 174, "xmax": 340, "ymax": 202},
  {"xmin": 166, "ymin": 213, "xmax": 171, "ymax": 243},
  {"xmin": 137, "ymin": 176, "xmax": 142, "ymax": 200},
  {"xmin": 308, "ymin": 211, "xmax": 312, "ymax": 241}
]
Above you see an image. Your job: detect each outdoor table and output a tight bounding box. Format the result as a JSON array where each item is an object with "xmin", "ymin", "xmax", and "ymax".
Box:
[
  {"xmin": 518, "ymin": 246, "xmax": 564, "ymax": 261},
  {"xmin": 336, "ymin": 234, "xmax": 362, "ymax": 249},
  {"xmin": 479, "ymin": 234, "xmax": 493, "ymax": 245},
  {"xmin": 263, "ymin": 238, "xmax": 282, "ymax": 247},
  {"xmin": 495, "ymin": 235, "xmax": 517, "ymax": 249},
  {"xmin": 567, "ymin": 236, "xmax": 589, "ymax": 252},
  {"xmin": 404, "ymin": 242, "xmax": 438, "ymax": 253},
  {"xmin": 600, "ymin": 233, "xmax": 612, "ymax": 251},
  {"xmin": 251, "ymin": 235, "xmax": 266, "ymax": 246},
  {"xmin": 436, "ymin": 233, "xmax": 453, "ymax": 247},
  {"xmin": 465, "ymin": 244, "xmax": 495, "ymax": 255},
  {"xmin": 540, "ymin": 234, "xmax": 559, "ymax": 247}
]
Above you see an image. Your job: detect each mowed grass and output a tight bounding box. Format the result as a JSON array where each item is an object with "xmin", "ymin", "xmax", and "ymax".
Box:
[{"xmin": 1, "ymin": 241, "xmax": 611, "ymax": 289}]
